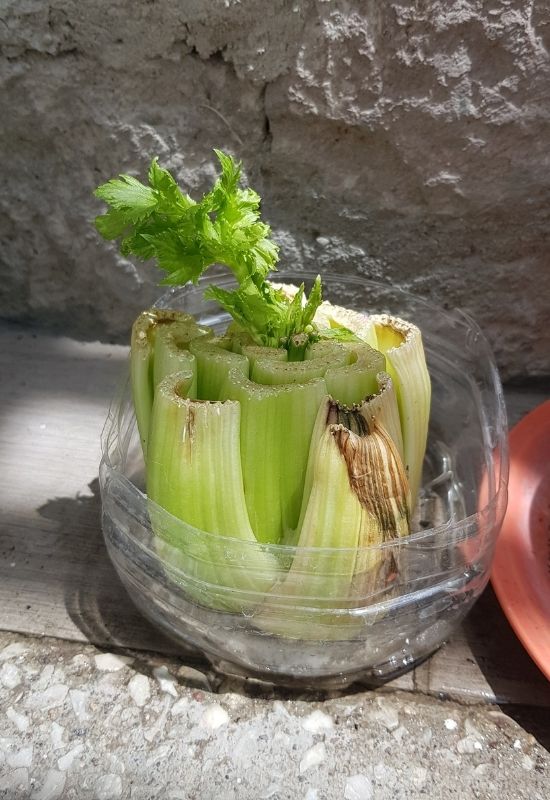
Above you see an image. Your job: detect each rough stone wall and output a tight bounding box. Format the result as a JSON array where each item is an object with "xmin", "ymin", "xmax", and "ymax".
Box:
[{"xmin": 1, "ymin": 0, "xmax": 549, "ymax": 379}]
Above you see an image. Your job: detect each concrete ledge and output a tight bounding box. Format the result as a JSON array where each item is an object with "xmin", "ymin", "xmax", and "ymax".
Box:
[
  {"xmin": 0, "ymin": 630, "xmax": 549, "ymax": 800},
  {"xmin": 1, "ymin": 322, "xmax": 549, "ymax": 709}
]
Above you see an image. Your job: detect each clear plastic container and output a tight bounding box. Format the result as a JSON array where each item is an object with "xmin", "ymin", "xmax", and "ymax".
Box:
[{"xmin": 99, "ymin": 272, "xmax": 509, "ymax": 688}]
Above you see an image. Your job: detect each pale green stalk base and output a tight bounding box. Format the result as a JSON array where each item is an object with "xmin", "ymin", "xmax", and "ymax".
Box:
[
  {"xmin": 324, "ymin": 342, "xmax": 385, "ymax": 407},
  {"xmin": 220, "ymin": 369, "xmax": 328, "ymax": 544},
  {"xmin": 129, "ymin": 298, "xmax": 430, "ymax": 634},
  {"xmin": 131, "ymin": 340, "xmax": 154, "ymax": 460},
  {"xmin": 147, "ymin": 372, "xmax": 277, "ymax": 610},
  {"xmin": 362, "ymin": 373, "xmax": 405, "ymax": 464},
  {"xmin": 251, "ymin": 342, "xmax": 348, "ymax": 385},
  {"xmin": 370, "ymin": 315, "xmax": 431, "ymax": 508},
  {"xmin": 130, "ymin": 309, "xmax": 208, "ymax": 459},
  {"xmin": 152, "ymin": 318, "xmax": 210, "ymax": 396},
  {"xmin": 240, "ymin": 344, "xmax": 287, "ymax": 367},
  {"xmin": 256, "ymin": 400, "xmax": 410, "ymax": 640},
  {"xmin": 189, "ymin": 336, "xmax": 249, "ymax": 400}
]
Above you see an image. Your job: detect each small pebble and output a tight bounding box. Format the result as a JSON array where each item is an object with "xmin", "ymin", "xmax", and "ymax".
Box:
[
  {"xmin": 95, "ymin": 773, "xmax": 123, "ymax": 799},
  {"xmin": 410, "ymin": 766, "xmax": 428, "ymax": 789},
  {"xmin": 373, "ymin": 701, "xmax": 399, "ymax": 732},
  {"xmin": 35, "ymin": 664, "xmax": 54, "ymax": 691},
  {"xmin": 71, "ymin": 653, "xmax": 89, "ymax": 667},
  {"xmin": 153, "ymin": 666, "xmax": 178, "ymax": 697},
  {"xmin": 70, "ymin": 689, "xmax": 89, "ymax": 721},
  {"xmin": 6, "ymin": 706, "xmax": 29, "ymax": 732},
  {"xmin": 50, "ymin": 722, "xmax": 65, "ymax": 750},
  {"xmin": 373, "ymin": 763, "xmax": 392, "ymax": 782},
  {"xmin": 31, "ymin": 769, "xmax": 66, "ymax": 800},
  {"xmin": 272, "ymin": 700, "xmax": 291, "ymax": 717},
  {"xmin": 201, "ymin": 704, "xmax": 229, "ymax": 730},
  {"xmin": 171, "ymin": 698, "xmax": 189, "ymax": 717},
  {"xmin": 302, "ymin": 710, "xmax": 334, "ymax": 734},
  {"xmin": 0, "ymin": 767, "xmax": 29, "ymax": 794},
  {"xmin": 143, "ymin": 698, "xmax": 171, "ymax": 744},
  {"xmin": 128, "ymin": 674, "xmax": 151, "ymax": 707},
  {"xmin": 299, "ymin": 742, "xmax": 326, "ymax": 774},
  {"xmin": 392, "ymin": 725, "xmax": 407, "ymax": 743},
  {"xmin": 58, "ymin": 745, "xmax": 84, "ymax": 771},
  {"xmin": 27, "ymin": 683, "xmax": 68, "ymax": 710},
  {"xmin": 7, "ymin": 746, "xmax": 33, "ymax": 769},
  {"xmin": 444, "ymin": 718, "xmax": 458, "ymax": 731},
  {"xmin": 344, "ymin": 774, "xmax": 373, "ymax": 800},
  {"xmin": 421, "ymin": 728, "xmax": 433, "ymax": 744},
  {"xmin": 304, "ymin": 789, "xmax": 319, "ymax": 800},
  {"xmin": 94, "ymin": 653, "xmax": 133, "ymax": 672},
  {"xmin": 457, "ymin": 735, "xmax": 483, "ymax": 754},
  {"xmin": 0, "ymin": 662, "xmax": 22, "ymax": 689},
  {"xmin": 176, "ymin": 665, "xmax": 211, "ymax": 691},
  {"xmin": 522, "ymin": 755, "xmax": 535, "ymax": 771},
  {"xmin": 0, "ymin": 642, "xmax": 28, "ymax": 662}
]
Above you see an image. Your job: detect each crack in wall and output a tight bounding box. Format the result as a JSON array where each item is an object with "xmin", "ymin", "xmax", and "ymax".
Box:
[{"xmin": 261, "ymin": 83, "xmax": 273, "ymax": 149}]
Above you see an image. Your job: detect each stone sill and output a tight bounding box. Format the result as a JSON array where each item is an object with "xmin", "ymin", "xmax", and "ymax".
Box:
[{"xmin": 1, "ymin": 321, "xmax": 549, "ymax": 709}]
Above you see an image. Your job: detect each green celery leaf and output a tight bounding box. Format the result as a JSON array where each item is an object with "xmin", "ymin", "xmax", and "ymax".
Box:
[
  {"xmin": 205, "ymin": 279, "xmax": 287, "ymax": 347},
  {"xmin": 141, "ymin": 231, "xmax": 204, "ymax": 282},
  {"xmin": 148, "ymin": 158, "xmax": 195, "ymax": 216},
  {"xmin": 317, "ymin": 326, "xmax": 362, "ymax": 342},
  {"xmin": 94, "ymin": 174, "xmax": 156, "ymax": 222},
  {"xmin": 95, "ymin": 209, "xmax": 131, "ymax": 240},
  {"xmin": 94, "ymin": 149, "xmax": 323, "ymax": 347}
]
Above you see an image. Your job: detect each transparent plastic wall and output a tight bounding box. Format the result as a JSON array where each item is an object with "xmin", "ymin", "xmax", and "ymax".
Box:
[{"xmin": 100, "ymin": 273, "xmax": 508, "ymax": 688}]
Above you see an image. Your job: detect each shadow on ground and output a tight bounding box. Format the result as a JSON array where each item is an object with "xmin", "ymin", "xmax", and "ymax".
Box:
[
  {"xmin": 463, "ymin": 588, "xmax": 550, "ymax": 751},
  {"xmin": 37, "ymin": 479, "xmax": 181, "ymax": 656}
]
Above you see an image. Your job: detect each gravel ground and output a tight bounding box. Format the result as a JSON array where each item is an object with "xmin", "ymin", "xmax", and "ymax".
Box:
[{"xmin": 0, "ymin": 631, "xmax": 548, "ymax": 800}]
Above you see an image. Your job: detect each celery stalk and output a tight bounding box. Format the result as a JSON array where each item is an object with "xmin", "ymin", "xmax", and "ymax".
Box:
[
  {"xmin": 220, "ymin": 369, "xmax": 327, "ymax": 544},
  {"xmin": 152, "ymin": 317, "xmax": 211, "ymax": 395},
  {"xmin": 324, "ymin": 342, "xmax": 385, "ymax": 407},
  {"xmin": 362, "ymin": 372, "xmax": 405, "ymax": 464},
  {"xmin": 251, "ymin": 342, "xmax": 348, "ymax": 386},
  {"xmin": 370, "ymin": 315, "xmax": 431, "ymax": 508},
  {"xmin": 147, "ymin": 372, "xmax": 277, "ymax": 608},
  {"xmin": 240, "ymin": 344, "xmax": 287, "ymax": 368},
  {"xmin": 189, "ymin": 335, "xmax": 249, "ymax": 400},
  {"xmin": 131, "ymin": 320, "xmax": 154, "ymax": 459},
  {"xmin": 294, "ymin": 372, "xmax": 404, "ymax": 540},
  {"xmin": 131, "ymin": 309, "xmax": 209, "ymax": 458},
  {"xmin": 258, "ymin": 399, "xmax": 410, "ymax": 639}
]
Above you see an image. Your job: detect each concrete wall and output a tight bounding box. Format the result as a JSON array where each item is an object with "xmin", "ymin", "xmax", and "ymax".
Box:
[{"xmin": 1, "ymin": 0, "xmax": 549, "ymax": 379}]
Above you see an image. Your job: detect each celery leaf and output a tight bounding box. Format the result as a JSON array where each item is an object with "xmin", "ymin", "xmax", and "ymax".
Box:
[{"xmin": 94, "ymin": 150, "xmax": 323, "ymax": 347}]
